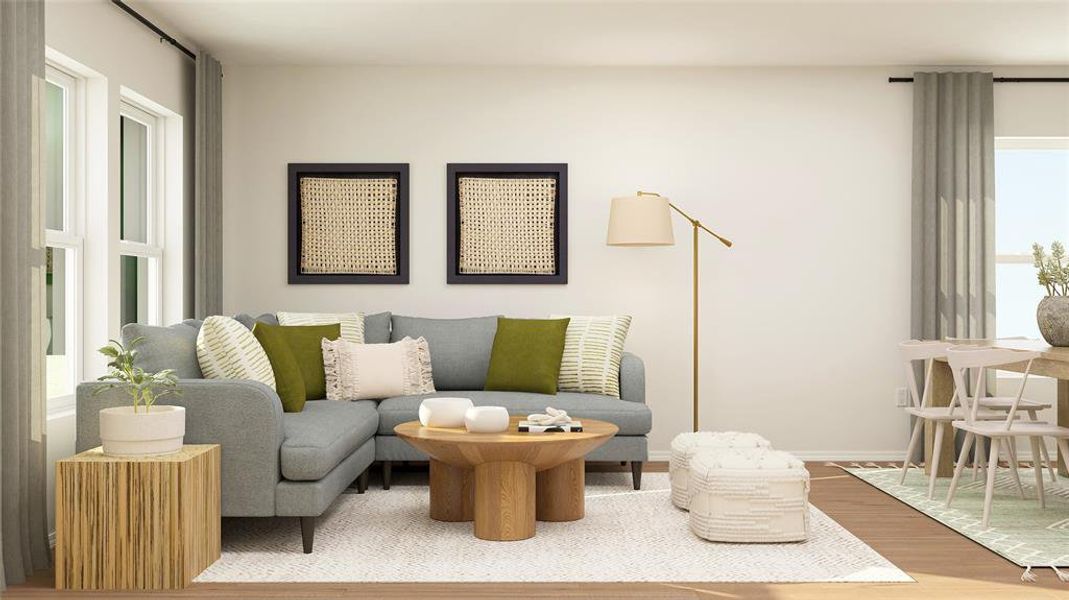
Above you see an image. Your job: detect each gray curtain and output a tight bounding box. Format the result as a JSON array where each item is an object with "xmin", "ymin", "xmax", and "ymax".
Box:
[
  {"xmin": 0, "ymin": 0, "xmax": 51, "ymax": 589},
  {"xmin": 195, "ymin": 52, "xmax": 223, "ymax": 318},
  {"xmin": 910, "ymin": 72, "xmax": 996, "ymax": 342}
]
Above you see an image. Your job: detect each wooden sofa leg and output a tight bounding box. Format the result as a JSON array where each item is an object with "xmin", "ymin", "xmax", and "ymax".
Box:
[
  {"xmin": 630, "ymin": 461, "xmax": 643, "ymax": 490},
  {"xmin": 300, "ymin": 516, "xmax": 315, "ymax": 554},
  {"xmin": 357, "ymin": 468, "xmax": 369, "ymax": 494},
  {"xmin": 382, "ymin": 461, "xmax": 392, "ymax": 490}
]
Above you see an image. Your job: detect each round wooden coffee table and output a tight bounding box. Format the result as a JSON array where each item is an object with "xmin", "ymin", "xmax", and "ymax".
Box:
[{"xmin": 395, "ymin": 416, "xmax": 618, "ymax": 541}]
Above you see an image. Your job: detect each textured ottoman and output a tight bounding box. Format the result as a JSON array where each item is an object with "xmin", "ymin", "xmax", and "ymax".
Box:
[
  {"xmin": 688, "ymin": 448, "xmax": 810, "ymax": 543},
  {"xmin": 669, "ymin": 431, "xmax": 772, "ymax": 510}
]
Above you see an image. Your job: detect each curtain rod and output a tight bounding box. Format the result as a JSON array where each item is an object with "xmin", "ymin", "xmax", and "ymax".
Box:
[
  {"xmin": 889, "ymin": 77, "xmax": 1069, "ymax": 83},
  {"xmin": 111, "ymin": 0, "xmax": 196, "ymax": 61}
]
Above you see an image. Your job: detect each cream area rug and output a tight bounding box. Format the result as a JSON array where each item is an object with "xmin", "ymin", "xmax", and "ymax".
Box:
[{"xmin": 196, "ymin": 472, "xmax": 912, "ymax": 583}]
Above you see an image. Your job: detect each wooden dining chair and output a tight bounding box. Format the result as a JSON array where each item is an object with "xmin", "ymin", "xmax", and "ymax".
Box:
[
  {"xmin": 946, "ymin": 338, "xmax": 1057, "ymax": 481},
  {"xmin": 898, "ymin": 341, "xmax": 1007, "ymax": 499},
  {"xmin": 943, "ymin": 346, "xmax": 1069, "ymax": 529}
]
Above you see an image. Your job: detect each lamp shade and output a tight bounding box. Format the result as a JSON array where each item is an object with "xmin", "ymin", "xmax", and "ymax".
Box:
[{"xmin": 606, "ymin": 194, "xmax": 675, "ymax": 246}]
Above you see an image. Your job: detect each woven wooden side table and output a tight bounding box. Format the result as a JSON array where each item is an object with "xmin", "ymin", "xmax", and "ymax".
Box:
[{"xmin": 54, "ymin": 444, "xmax": 221, "ymax": 590}]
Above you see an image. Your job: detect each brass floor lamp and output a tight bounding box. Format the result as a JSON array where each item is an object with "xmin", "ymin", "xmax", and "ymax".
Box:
[{"xmin": 606, "ymin": 191, "xmax": 733, "ymax": 432}]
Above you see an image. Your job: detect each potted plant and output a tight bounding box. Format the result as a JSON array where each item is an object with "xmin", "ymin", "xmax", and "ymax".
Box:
[
  {"xmin": 94, "ymin": 337, "xmax": 185, "ymax": 456},
  {"xmin": 1033, "ymin": 241, "xmax": 1069, "ymax": 347}
]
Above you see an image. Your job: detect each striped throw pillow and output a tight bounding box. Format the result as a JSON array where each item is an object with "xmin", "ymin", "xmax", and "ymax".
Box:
[
  {"xmin": 277, "ymin": 311, "xmax": 364, "ymax": 343},
  {"xmin": 196, "ymin": 316, "xmax": 276, "ymax": 390},
  {"xmin": 552, "ymin": 315, "xmax": 632, "ymax": 398}
]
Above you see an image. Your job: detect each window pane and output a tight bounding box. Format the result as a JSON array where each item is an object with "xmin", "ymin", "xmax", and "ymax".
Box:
[
  {"xmin": 995, "ymin": 148, "xmax": 1069, "ymax": 255},
  {"xmin": 120, "ymin": 255, "xmax": 151, "ymax": 326},
  {"xmin": 120, "ymin": 116, "xmax": 149, "ymax": 243},
  {"xmin": 45, "ymin": 80, "xmax": 65, "ymax": 231},
  {"xmin": 996, "ymin": 263, "xmax": 1045, "ymax": 340},
  {"xmin": 46, "ymin": 247, "xmax": 73, "ymax": 399}
]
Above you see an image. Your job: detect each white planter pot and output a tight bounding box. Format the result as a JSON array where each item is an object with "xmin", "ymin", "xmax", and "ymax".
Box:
[
  {"xmin": 418, "ymin": 397, "xmax": 473, "ymax": 427},
  {"xmin": 99, "ymin": 405, "xmax": 186, "ymax": 457},
  {"xmin": 464, "ymin": 406, "xmax": 510, "ymax": 433}
]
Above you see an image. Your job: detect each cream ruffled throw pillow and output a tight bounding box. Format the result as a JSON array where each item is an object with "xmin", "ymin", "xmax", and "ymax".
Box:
[{"xmin": 322, "ymin": 337, "xmax": 434, "ymax": 401}]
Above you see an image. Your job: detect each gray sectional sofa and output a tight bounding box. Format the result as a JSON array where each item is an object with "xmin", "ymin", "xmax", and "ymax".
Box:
[{"xmin": 76, "ymin": 313, "xmax": 650, "ymax": 553}]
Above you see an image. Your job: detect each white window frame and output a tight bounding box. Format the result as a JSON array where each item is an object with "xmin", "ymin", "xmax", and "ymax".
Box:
[
  {"xmin": 994, "ymin": 136, "xmax": 1069, "ymax": 266},
  {"xmin": 44, "ymin": 63, "xmax": 84, "ymax": 416},
  {"xmin": 118, "ymin": 100, "xmax": 164, "ymax": 327},
  {"xmin": 994, "ymin": 136, "xmax": 1069, "ymax": 384}
]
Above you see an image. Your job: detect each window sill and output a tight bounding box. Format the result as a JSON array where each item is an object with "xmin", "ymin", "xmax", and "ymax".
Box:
[{"xmin": 47, "ymin": 407, "xmax": 76, "ymax": 422}]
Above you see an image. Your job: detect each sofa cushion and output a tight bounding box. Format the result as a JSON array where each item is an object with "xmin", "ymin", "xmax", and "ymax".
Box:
[
  {"xmin": 234, "ymin": 313, "xmax": 277, "ymax": 329},
  {"xmin": 251, "ymin": 323, "xmax": 307, "ymax": 413},
  {"xmin": 281, "ymin": 400, "xmax": 379, "ymax": 481},
  {"xmin": 278, "ymin": 311, "xmax": 363, "ymax": 343},
  {"xmin": 323, "ymin": 337, "xmax": 434, "ymax": 401},
  {"xmin": 484, "ymin": 318, "xmax": 569, "ymax": 395},
  {"xmin": 553, "ymin": 314, "xmax": 632, "ymax": 398},
  {"xmin": 127, "ymin": 312, "xmax": 390, "ymax": 381},
  {"xmin": 363, "ymin": 312, "xmax": 392, "ymax": 344},
  {"xmin": 377, "ymin": 391, "xmax": 652, "ymax": 436},
  {"xmin": 259, "ymin": 322, "xmax": 341, "ymax": 400},
  {"xmin": 122, "ymin": 322, "xmax": 202, "ymax": 379},
  {"xmin": 196, "ymin": 316, "xmax": 277, "ymax": 390},
  {"xmin": 390, "ymin": 315, "xmax": 499, "ymax": 390}
]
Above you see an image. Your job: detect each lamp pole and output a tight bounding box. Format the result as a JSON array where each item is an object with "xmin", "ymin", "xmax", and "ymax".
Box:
[
  {"xmin": 693, "ymin": 221, "xmax": 699, "ymax": 431},
  {"xmin": 637, "ymin": 192, "xmax": 732, "ymax": 432}
]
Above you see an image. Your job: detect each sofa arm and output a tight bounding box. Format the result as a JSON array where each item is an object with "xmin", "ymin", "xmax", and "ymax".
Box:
[
  {"xmin": 619, "ymin": 352, "xmax": 645, "ymax": 404},
  {"xmin": 76, "ymin": 379, "xmax": 285, "ymax": 517}
]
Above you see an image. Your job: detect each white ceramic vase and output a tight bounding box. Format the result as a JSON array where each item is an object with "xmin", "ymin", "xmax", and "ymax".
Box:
[
  {"xmin": 464, "ymin": 406, "xmax": 510, "ymax": 433},
  {"xmin": 99, "ymin": 405, "xmax": 186, "ymax": 457},
  {"xmin": 418, "ymin": 397, "xmax": 473, "ymax": 427}
]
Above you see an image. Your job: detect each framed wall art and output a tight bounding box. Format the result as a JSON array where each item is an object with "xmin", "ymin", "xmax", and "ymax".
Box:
[
  {"xmin": 288, "ymin": 163, "xmax": 409, "ymax": 284},
  {"xmin": 446, "ymin": 163, "xmax": 568, "ymax": 284}
]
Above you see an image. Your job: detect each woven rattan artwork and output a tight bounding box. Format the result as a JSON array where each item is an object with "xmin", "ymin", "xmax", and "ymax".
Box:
[
  {"xmin": 457, "ymin": 177, "xmax": 557, "ymax": 274},
  {"xmin": 299, "ymin": 177, "xmax": 397, "ymax": 275}
]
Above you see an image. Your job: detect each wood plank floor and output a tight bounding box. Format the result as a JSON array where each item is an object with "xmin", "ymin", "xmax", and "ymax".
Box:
[{"xmin": 6, "ymin": 462, "xmax": 1067, "ymax": 599}]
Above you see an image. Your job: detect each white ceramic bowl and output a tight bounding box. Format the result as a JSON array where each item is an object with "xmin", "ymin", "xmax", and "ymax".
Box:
[
  {"xmin": 464, "ymin": 406, "xmax": 510, "ymax": 433},
  {"xmin": 418, "ymin": 397, "xmax": 474, "ymax": 427}
]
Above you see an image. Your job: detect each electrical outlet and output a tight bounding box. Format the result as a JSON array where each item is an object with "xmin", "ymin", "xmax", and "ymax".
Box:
[{"xmin": 895, "ymin": 387, "xmax": 909, "ymax": 407}]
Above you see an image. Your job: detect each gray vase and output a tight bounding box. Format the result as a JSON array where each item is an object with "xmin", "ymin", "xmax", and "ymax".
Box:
[{"xmin": 1037, "ymin": 296, "xmax": 1069, "ymax": 347}]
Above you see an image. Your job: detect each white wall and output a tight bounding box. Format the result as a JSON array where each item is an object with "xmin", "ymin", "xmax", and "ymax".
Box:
[
  {"xmin": 221, "ymin": 65, "xmax": 1069, "ymax": 459},
  {"xmin": 44, "ymin": 0, "xmax": 195, "ymax": 530}
]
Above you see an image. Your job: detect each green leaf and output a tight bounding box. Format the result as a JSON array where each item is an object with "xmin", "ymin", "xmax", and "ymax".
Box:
[{"xmin": 94, "ymin": 334, "xmax": 180, "ymax": 410}]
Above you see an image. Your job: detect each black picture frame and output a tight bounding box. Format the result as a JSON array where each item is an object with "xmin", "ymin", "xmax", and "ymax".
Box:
[
  {"xmin": 288, "ymin": 163, "xmax": 409, "ymax": 284},
  {"xmin": 446, "ymin": 163, "xmax": 568, "ymax": 284}
]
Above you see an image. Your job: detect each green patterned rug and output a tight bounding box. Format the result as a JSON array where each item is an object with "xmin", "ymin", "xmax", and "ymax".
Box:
[{"xmin": 846, "ymin": 466, "xmax": 1069, "ymax": 569}]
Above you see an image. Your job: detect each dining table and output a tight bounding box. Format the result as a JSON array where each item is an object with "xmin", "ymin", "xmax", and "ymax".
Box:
[{"xmin": 926, "ymin": 338, "xmax": 1069, "ymax": 478}]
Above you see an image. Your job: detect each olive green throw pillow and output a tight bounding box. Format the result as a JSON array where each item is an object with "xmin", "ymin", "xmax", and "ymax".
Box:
[
  {"xmin": 484, "ymin": 317, "xmax": 570, "ymax": 395},
  {"xmin": 253, "ymin": 322, "xmax": 341, "ymax": 404},
  {"xmin": 252, "ymin": 324, "xmax": 306, "ymax": 413}
]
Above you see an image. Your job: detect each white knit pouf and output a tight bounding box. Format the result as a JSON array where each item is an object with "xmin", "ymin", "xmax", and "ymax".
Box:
[
  {"xmin": 669, "ymin": 431, "xmax": 772, "ymax": 510},
  {"xmin": 688, "ymin": 448, "xmax": 810, "ymax": 543}
]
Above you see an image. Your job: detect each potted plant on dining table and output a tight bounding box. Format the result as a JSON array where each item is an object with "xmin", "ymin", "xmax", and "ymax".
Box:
[
  {"xmin": 1034, "ymin": 241, "xmax": 1069, "ymax": 347},
  {"xmin": 94, "ymin": 337, "xmax": 185, "ymax": 456}
]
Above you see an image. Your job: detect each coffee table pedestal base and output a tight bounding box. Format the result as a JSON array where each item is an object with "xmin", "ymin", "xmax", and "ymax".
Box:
[
  {"xmin": 395, "ymin": 417, "xmax": 618, "ymax": 541},
  {"xmin": 536, "ymin": 458, "xmax": 585, "ymax": 521},
  {"xmin": 429, "ymin": 459, "xmax": 474, "ymax": 522},
  {"xmin": 474, "ymin": 462, "xmax": 536, "ymax": 541}
]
